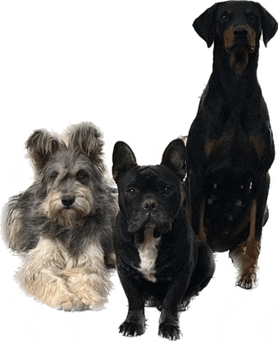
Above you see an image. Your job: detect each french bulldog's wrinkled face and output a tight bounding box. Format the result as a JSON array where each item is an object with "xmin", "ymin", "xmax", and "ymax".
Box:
[
  {"xmin": 118, "ymin": 165, "xmax": 182, "ymax": 235},
  {"xmin": 112, "ymin": 139, "xmax": 187, "ymax": 242}
]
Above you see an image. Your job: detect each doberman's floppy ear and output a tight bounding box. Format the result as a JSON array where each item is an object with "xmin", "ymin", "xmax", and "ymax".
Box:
[
  {"xmin": 193, "ymin": 3, "xmax": 218, "ymax": 47},
  {"xmin": 26, "ymin": 130, "xmax": 60, "ymax": 173},
  {"xmin": 161, "ymin": 139, "xmax": 187, "ymax": 181},
  {"xmin": 112, "ymin": 141, "xmax": 137, "ymax": 182},
  {"xmin": 258, "ymin": 4, "xmax": 278, "ymax": 47}
]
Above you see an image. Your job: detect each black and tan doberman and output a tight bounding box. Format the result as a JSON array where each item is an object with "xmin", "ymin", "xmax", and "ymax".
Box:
[{"xmin": 186, "ymin": 1, "xmax": 277, "ymax": 289}]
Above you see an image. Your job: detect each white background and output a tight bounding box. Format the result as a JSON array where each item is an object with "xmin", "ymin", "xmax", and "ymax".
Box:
[{"xmin": 0, "ymin": 1, "xmax": 278, "ymax": 341}]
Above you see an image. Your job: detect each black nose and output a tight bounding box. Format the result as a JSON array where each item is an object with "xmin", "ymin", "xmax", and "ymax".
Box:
[
  {"xmin": 142, "ymin": 199, "xmax": 158, "ymax": 211},
  {"xmin": 234, "ymin": 27, "xmax": 248, "ymax": 39},
  {"xmin": 61, "ymin": 196, "xmax": 75, "ymax": 207}
]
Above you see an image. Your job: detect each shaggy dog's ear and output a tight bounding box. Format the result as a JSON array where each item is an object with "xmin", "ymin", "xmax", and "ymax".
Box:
[
  {"xmin": 67, "ymin": 122, "xmax": 105, "ymax": 171},
  {"xmin": 26, "ymin": 130, "xmax": 60, "ymax": 172},
  {"xmin": 112, "ymin": 141, "xmax": 137, "ymax": 182}
]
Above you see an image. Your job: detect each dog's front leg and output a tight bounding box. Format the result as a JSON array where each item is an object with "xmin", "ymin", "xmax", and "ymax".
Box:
[
  {"xmin": 159, "ymin": 309, "xmax": 181, "ymax": 341},
  {"xmin": 117, "ymin": 267, "xmax": 146, "ymax": 337},
  {"xmin": 59, "ymin": 241, "xmax": 112, "ymax": 309},
  {"xmin": 158, "ymin": 275, "xmax": 189, "ymax": 340},
  {"xmin": 231, "ymin": 173, "xmax": 270, "ymax": 289},
  {"xmin": 18, "ymin": 237, "xmax": 80, "ymax": 310},
  {"xmin": 188, "ymin": 173, "xmax": 207, "ymax": 241},
  {"xmin": 120, "ymin": 307, "xmax": 146, "ymax": 337}
]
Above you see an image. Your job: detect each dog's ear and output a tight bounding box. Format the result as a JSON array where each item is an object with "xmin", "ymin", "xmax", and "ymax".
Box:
[
  {"xmin": 258, "ymin": 4, "xmax": 278, "ymax": 46},
  {"xmin": 193, "ymin": 3, "xmax": 218, "ymax": 47},
  {"xmin": 112, "ymin": 141, "xmax": 137, "ymax": 182},
  {"xmin": 26, "ymin": 130, "xmax": 60, "ymax": 172},
  {"xmin": 161, "ymin": 139, "xmax": 187, "ymax": 181},
  {"xmin": 67, "ymin": 122, "xmax": 105, "ymax": 170}
]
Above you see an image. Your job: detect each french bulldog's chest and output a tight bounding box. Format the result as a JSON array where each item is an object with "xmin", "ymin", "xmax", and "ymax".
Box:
[{"xmin": 137, "ymin": 227, "xmax": 161, "ymax": 283}]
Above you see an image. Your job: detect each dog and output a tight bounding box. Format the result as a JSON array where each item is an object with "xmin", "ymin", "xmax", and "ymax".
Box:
[
  {"xmin": 186, "ymin": 1, "xmax": 277, "ymax": 289},
  {"xmin": 112, "ymin": 138, "xmax": 215, "ymax": 340},
  {"xmin": 3, "ymin": 122, "xmax": 118, "ymax": 310}
]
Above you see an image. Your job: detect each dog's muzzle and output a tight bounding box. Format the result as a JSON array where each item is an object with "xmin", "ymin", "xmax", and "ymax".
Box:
[
  {"xmin": 127, "ymin": 198, "xmax": 172, "ymax": 235},
  {"xmin": 225, "ymin": 24, "xmax": 256, "ymax": 53},
  {"xmin": 235, "ymin": 27, "xmax": 255, "ymax": 52}
]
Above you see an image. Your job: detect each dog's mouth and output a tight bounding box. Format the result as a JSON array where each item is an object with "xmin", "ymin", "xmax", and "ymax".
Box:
[
  {"xmin": 225, "ymin": 43, "xmax": 255, "ymax": 54},
  {"xmin": 223, "ymin": 24, "xmax": 257, "ymax": 55},
  {"xmin": 226, "ymin": 45, "xmax": 254, "ymax": 75},
  {"xmin": 132, "ymin": 221, "xmax": 172, "ymax": 246},
  {"xmin": 40, "ymin": 192, "xmax": 94, "ymax": 226},
  {"xmin": 128, "ymin": 213, "xmax": 172, "ymax": 235}
]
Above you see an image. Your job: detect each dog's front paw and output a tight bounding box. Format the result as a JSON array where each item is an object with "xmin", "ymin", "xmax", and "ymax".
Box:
[
  {"xmin": 58, "ymin": 297, "xmax": 89, "ymax": 311},
  {"xmin": 60, "ymin": 267, "xmax": 111, "ymax": 309},
  {"xmin": 159, "ymin": 322, "xmax": 181, "ymax": 340},
  {"xmin": 119, "ymin": 320, "xmax": 145, "ymax": 337},
  {"xmin": 159, "ymin": 309, "xmax": 181, "ymax": 340},
  {"xmin": 237, "ymin": 272, "xmax": 257, "ymax": 290}
]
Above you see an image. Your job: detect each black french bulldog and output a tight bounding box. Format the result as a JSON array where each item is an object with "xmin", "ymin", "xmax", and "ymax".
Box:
[{"xmin": 112, "ymin": 139, "xmax": 215, "ymax": 340}]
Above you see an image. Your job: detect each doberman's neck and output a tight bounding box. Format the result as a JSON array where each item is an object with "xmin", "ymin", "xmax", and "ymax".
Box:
[{"xmin": 211, "ymin": 43, "xmax": 261, "ymax": 105}]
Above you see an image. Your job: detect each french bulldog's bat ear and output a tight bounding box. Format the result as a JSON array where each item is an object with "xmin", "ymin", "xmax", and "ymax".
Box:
[
  {"xmin": 26, "ymin": 130, "xmax": 60, "ymax": 173},
  {"xmin": 193, "ymin": 3, "xmax": 218, "ymax": 47},
  {"xmin": 258, "ymin": 3, "xmax": 278, "ymax": 46},
  {"xmin": 161, "ymin": 139, "xmax": 187, "ymax": 181},
  {"xmin": 112, "ymin": 141, "xmax": 137, "ymax": 182}
]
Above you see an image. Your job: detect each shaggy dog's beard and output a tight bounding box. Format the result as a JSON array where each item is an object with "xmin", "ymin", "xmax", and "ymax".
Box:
[{"xmin": 40, "ymin": 187, "xmax": 94, "ymax": 226}]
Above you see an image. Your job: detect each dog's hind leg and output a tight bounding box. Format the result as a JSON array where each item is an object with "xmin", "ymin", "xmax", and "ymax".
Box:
[
  {"xmin": 18, "ymin": 237, "xmax": 82, "ymax": 310},
  {"xmin": 182, "ymin": 242, "xmax": 215, "ymax": 308}
]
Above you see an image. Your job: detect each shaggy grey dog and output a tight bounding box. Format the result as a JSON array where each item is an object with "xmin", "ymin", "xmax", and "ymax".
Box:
[{"xmin": 3, "ymin": 122, "xmax": 118, "ymax": 311}]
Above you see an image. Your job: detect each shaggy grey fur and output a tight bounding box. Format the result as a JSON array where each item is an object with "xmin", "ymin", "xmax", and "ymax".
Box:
[{"xmin": 3, "ymin": 122, "xmax": 118, "ymax": 310}]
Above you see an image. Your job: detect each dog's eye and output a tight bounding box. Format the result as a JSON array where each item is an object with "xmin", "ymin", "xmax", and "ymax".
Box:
[
  {"xmin": 76, "ymin": 170, "xmax": 89, "ymax": 182},
  {"xmin": 219, "ymin": 12, "xmax": 230, "ymax": 22},
  {"xmin": 161, "ymin": 187, "xmax": 172, "ymax": 195},
  {"xmin": 127, "ymin": 188, "xmax": 138, "ymax": 196},
  {"xmin": 50, "ymin": 171, "xmax": 59, "ymax": 180},
  {"xmin": 246, "ymin": 12, "xmax": 256, "ymax": 21}
]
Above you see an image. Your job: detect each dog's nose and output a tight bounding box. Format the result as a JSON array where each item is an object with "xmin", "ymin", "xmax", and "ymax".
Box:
[
  {"xmin": 234, "ymin": 27, "xmax": 248, "ymax": 40},
  {"xmin": 61, "ymin": 196, "xmax": 75, "ymax": 207},
  {"xmin": 142, "ymin": 199, "xmax": 158, "ymax": 211}
]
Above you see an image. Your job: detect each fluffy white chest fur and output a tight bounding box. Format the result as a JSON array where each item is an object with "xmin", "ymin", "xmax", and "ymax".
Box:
[{"xmin": 138, "ymin": 227, "xmax": 161, "ymax": 283}]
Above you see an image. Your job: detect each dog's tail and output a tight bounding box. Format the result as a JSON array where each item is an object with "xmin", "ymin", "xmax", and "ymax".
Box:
[{"xmin": 2, "ymin": 186, "xmax": 39, "ymax": 253}]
